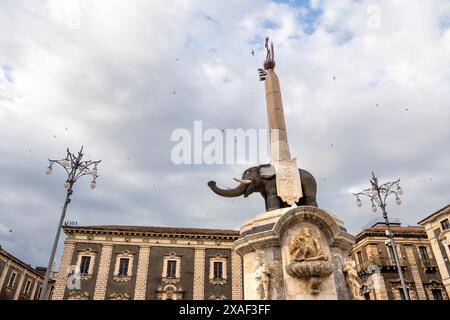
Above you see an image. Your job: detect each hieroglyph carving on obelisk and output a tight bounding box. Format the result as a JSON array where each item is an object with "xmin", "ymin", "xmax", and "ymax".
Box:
[{"xmin": 258, "ymin": 38, "xmax": 302, "ymax": 205}]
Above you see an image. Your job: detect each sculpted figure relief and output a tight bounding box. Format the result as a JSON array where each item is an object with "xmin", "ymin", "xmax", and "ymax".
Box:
[
  {"xmin": 289, "ymin": 227, "xmax": 328, "ymax": 262},
  {"xmin": 254, "ymin": 260, "xmax": 271, "ymax": 300},
  {"xmin": 342, "ymin": 259, "xmax": 363, "ymax": 300}
]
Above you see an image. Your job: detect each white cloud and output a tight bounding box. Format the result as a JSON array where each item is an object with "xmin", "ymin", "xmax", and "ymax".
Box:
[{"xmin": 0, "ymin": 0, "xmax": 449, "ymax": 267}]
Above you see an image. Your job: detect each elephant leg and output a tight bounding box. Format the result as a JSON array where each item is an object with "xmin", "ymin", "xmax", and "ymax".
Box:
[
  {"xmin": 298, "ymin": 169, "xmax": 318, "ymax": 207},
  {"xmin": 266, "ymin": 195, "xmax": 282, "ymax": 211}
]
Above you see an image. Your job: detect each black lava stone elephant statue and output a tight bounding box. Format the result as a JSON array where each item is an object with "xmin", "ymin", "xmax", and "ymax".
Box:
[{"xmin": 207, "ymin": 164, "xmax": 318, "ymax": 212}]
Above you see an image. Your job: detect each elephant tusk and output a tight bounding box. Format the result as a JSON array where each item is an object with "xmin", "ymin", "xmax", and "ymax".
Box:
[{"xmin": 233, "ymin": 177, "xmax": 252, "ymax": 184}]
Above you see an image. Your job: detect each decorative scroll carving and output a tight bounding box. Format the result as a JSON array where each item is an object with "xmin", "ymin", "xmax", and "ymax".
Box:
[
  {"xmin": 156, "ymin": 284, "xmax": 184, "ymax": 300},
  {"xmin": 208, "ymin": 294, "xmax": 227, "ymax": 300},
  {"xmin": 67, "ymin": 291, "xmax": 89, "ymax": 300},
  {"xmin": 110, "ymin": 293, "xmax": 130, "ymax": 300}
]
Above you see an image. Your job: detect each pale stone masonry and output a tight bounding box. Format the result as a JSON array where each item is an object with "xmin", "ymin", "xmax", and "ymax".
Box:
[
  {"xmin": 231, "ymin": 250, "xmax": 243, "ymax": 300},
  {"xmin": 418, "ymin": 204, "xmax": 450, "ymax": 295},
  {"xmin": 0, "ymin": 246, "xmax": 55, "ymax": 300},
  {"xmin": 371, "ymin": 271, "xmax": 389, "ymax": 300},
  {"xmin": 93, "ymin": 244, "xmax": 113, "ymax": 300},
  {"xmin": 57, "ymin": 225, "xmax": 241, "ymax": 300},
  {"xmin": 405, "ymin": 245, "xmax": 427, "ymax": 300},
  {"xmin": 192, "ymin": 248, "xmax": 206, "ymax": 300},
  {"xmin": 12, "ymin": 269, "xmax": 26, "ymax": 300},
  {"xmin": 351, "ymin": 221, "xmax": 448, "ymax": 300},
  {"xmin": 52, "ymin": 240, "xmax": 76, "ymax": 300},
  {"xmin": 0, "ymin": 259, "xmax": 10, "ymax": 291},
  {"xmin": 134, "ymin": 245, "xmax": 150, "ymax": 300}
]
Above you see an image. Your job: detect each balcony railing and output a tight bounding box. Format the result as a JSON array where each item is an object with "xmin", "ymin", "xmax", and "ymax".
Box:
[
  {"xmin": 420, "ymin": 258, "xmax": 438, "ymax": 272},
  {"xmin": 356, "ymin": 257, "xmax": 408, "ymax": 275}
]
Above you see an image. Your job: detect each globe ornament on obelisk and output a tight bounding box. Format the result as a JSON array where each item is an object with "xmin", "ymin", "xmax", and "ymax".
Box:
[{"xmin": 259, "ymin": 37, "xmax": 303, "ymax": 206}]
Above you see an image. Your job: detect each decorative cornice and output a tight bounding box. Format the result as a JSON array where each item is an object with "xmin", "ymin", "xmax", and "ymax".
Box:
[
  {"xmin": 63, "ymin": 225, "xmax": 239, "ymax": 241},
  {"xmin": 418, "ymin": 203, "xmax": 450, "ymax": 225},
  {"xmin": 0, "ymin": 248, "xmax": 53, "ymax": 280},
  {"xmin": 355, "ymin": 228, "xmax": 427, "ymax": 243}
]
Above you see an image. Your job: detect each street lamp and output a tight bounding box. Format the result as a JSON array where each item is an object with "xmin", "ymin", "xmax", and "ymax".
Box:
[
  {"xmin": 40, "ymin": 146, "xmax": 101, "ymax": 300},
  {"xmin": 352, "ymin": 172, "xmax": 409, "ymax": 300}
]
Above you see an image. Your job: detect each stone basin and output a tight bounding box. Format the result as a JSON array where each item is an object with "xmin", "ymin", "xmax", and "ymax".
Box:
[{"xmin": 285, "ymin": 260, "xmax": 333, "ymax": 279}]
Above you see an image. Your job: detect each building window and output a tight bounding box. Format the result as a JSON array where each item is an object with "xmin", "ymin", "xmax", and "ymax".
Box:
[
  {"xmin": 23, "ymin": 279, "xmax": 32, "ymax": 295},
  {"xmin": 76, "ymin": 248, "xmax": 96, "ymax": 280},
  {"xmin": 441, "ymin": 219, "xmax": 450, "ymax": 231},
  {"xmin": 113, "ymin": 250, "xmax": 135, "ymax": 282},
  {"xmin": 356, "ymin": 251, "xmax": 363, "ymax": 265},
  {"xmin": 209, "ymin": 255, "xmax": 227, "ymax": 285},
  {"xmin": 80, "ymin": 256, "xmax": 91, "ymax": 274},
  {"xmin": 49, "ymin": 286, "xmax": 54, "ymax": 300},
  {"xmin": 118, "ymin": 258, "xmax": 129, "ymax": 276},
  {"xmin": 162, "ymin": 252, "xmax": 181, "ymax": 283},
  {"xmin": 213, "ymin": 261, "xmax": 223, "ymax": 279},
  {"xmin": 387, "ymin": 245, "xmax": 397, "ymax": 261},
  {"xmin": 7, "ymin": 271, "xmax": 17, "ymax": 288},
  {"xmin": 399, "ymin": 288, "xmax": 410, "ymax": 300},
  {"xmin": 35, "ymin": 286, "xmax": 42, "ymax": 300},
  {"xmin": 166, "ymin": 260, "xmax": 177, "ymax": 278},
  {"xmin": 418, "ymin": 246, "xmax": 429, "ymax": 262},
  {"xmin": 432, "ymin": 289, "xmax": 443, "ymax": 300}
]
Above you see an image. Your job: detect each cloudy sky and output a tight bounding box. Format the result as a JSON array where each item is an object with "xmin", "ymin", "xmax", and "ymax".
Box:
[{"xmin": 1, "ymin": 0, "xmax": 449, "ymax": 269}]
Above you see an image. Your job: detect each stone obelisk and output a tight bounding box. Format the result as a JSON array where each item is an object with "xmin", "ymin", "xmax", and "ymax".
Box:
[{"xmin": 260, "ymin": 38, "xmax": 302, "ymax": 205}]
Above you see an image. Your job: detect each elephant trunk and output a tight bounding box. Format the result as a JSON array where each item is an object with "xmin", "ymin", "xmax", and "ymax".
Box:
[{"xmin": 207, "ymin": 181, "xmax": 248, "ymax": 197}]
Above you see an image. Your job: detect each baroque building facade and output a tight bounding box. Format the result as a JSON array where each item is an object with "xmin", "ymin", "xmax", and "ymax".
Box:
[
  {"xmin": 351, "ymin": 221, "xmax": 448, "ymax": 300},
  {"xmin": 48, "ymin": 204, "xmax": 450, "ymax": 300},
  {"xmin": 418, "ymin": 204, "xmax": 450, "ymax": 294},
  {"xmin": 52, "ymin": 225, "xmax": 242, "ymax": 300},
  {"xmin": 0, "ymin": 246, "xmax": 55, "ymax": 300}
]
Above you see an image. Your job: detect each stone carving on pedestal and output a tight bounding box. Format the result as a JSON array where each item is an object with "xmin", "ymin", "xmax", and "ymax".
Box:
[
  {"xmin": 156, "ymin": 284, "xmax": 184, "ymax": 300},
  {"xmin": 255, "ymin": 260, "xmax": 271, "ymax": 300},
  {"xmin": 67, "ymin": 291, "xmax": 89, "ymax": 300},
  {"xmin": 110, "ymin": 293, "xmax": 130, "ymax": 300},
  {"xmin": 342, "ymin": 259, "xmax": 363, "ymax": 300},
  {"xmin": 285, "ymin": 227, "xmax": 333, "ymax": 294}
]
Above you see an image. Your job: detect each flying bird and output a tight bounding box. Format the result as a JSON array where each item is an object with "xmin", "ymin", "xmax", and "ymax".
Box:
[
  {"xmin": 176, "ymin": 58, "xmax": 179, "ymax": 62},
  {"xmin": 251, "ymin": 49, "xmax": 254, "ymax": 56},
  {"xmin": 9, "ymin": 229, "xmax": 13, "ymax": 233},
  {"xmin": 332, "ymin": 75, "xmax": 336, "ymax": 81},
  {"xmin": 376, "ymin": 103, "xmax": 379, "ymax": 107},
  {"xmin": 404, "ymin": 108, "xmax": 409, "ymax": 111},
  {"xmin": 172, "ymin": 90, "xmax": 176, "ymax": 95}
]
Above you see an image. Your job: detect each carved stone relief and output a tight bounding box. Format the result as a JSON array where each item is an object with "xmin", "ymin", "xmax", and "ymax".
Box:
[
  {"xmin": 285, "ymin": 227, "xmax": 333, "ymax": 294},
  {"xmin": 255, "ymin": 260, "xmax": 271, "ymax": 300}
]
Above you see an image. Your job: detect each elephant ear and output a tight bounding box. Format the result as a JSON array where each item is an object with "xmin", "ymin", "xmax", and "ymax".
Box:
[{"xmin": 259, "ymin": 164, "xmax": 276, "ymax": 179}]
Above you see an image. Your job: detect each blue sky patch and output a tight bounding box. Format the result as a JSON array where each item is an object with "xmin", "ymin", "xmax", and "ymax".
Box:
[
  {"xmin": 440, "ymin": 15, "xmax": 450, "ymax": 31},
  {"xmin": 2, "ymin": 64, "xmax": 14, "ymax": 82},
  {"xmin": 262, "ymin": 19, "xmax": 281, "ymax": 30}
]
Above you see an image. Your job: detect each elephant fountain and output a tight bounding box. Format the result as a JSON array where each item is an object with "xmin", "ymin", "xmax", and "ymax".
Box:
[{"xmin": 207, "ymin": 164, "xmax": 318, "ymax": 212}]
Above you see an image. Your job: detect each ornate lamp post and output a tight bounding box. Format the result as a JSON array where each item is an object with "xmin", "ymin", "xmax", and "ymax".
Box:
[
  {"xmin": 40, "ymin": 147, "xmax": 101, "ymax": 300},
  {"xmin": 352, "ymin": 172, "xmax": 409, "ymax": 300}
]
